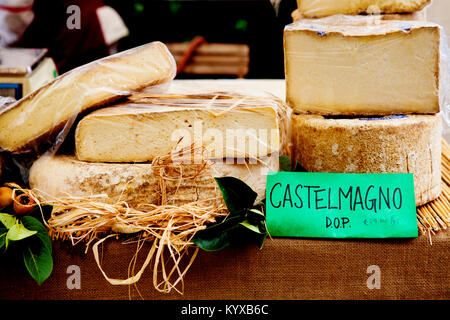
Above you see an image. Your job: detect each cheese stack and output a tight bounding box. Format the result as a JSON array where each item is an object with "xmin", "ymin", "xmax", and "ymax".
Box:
[
  {"xmin": 285, "ymin": 2, "xmax": 447, "ymax": 206},
  {"xmin": 29, "ymin": 93, "xmax": 285, "ymax": 206},
  {"xmin": 0, "ymin": 40, "xmax": 284, "ymax": 208}
]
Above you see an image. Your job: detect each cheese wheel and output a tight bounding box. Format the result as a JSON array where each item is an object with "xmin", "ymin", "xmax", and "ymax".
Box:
[
  {"xmin": 0, "ymin": 42, "xmax": 176, "ymax": 153},
  {"xmin": 297, "ymin": 0, "xmax": 431, "ymax": 18},
  {"xmin": 292, "ymin": 114, "xmax": 442, "ymax": 206},
  {"xmin": 29, "ymin": 154, "xmax": 279, "ymax": 207}
]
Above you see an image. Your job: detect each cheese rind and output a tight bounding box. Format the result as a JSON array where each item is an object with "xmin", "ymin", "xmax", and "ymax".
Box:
[
  {"xmin": 292, "ymin": 114, "xmax": 442, "ymax": 206},
  {"xmin": 29, "ymin": 154, "xmax": 279, "ymax": 207},
  {"xmin": 75, "ymin": 94, "xmax": 281, "ymax": 162},
  {"xmin": 297, "ymin": 0, "xmax": 431, "ymax": 18},
  {"xmin": 291, "ymin": 9, "xmax": 427, "ymax": 22},
  {"xmin": 0, "ymin": 42, "xmax": 176, "ymax": 153},
  {"xmin": 285, "ymin": 19, "xmax": 441, "ymax": 115}
]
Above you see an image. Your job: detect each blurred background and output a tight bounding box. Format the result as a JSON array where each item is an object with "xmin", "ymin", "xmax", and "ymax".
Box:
[{"xmin": 0, "ymin": 0, "xmax": 448, "ymax": 80}]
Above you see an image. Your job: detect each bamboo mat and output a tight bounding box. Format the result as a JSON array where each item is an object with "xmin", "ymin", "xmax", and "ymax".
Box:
[{"xmin": 417, "ymin": 139, "xmax": 450, "ymax": 236}]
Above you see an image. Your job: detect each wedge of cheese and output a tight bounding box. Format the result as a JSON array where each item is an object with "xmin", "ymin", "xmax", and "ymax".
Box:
[
  {"xmin": 75, "ymin": 94, "xmax": 282, "ymax": 162},
  {"xmin": 285, "ymin": 18, "xmax": 442, "ymax": 115},
  {"xmin": 0, "ymin": 42, "xmax": 176, "ymax": 153},
  {"xmin": 29, "ymin": 154, "xmax": 279, "ymax": 207},
  {"xmin": 297, "ymin": 0, "xmax": 431, "ymax": 18},
  {"xmin": 292, "ymin": 113, "xmax": 442, "ymax": 206}
]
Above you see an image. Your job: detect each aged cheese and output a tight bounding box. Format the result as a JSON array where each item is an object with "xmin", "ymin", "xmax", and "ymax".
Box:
[
  {"xmin": 292, "ymin": 114, "xmax": 442, "ymax": 206},
  {"xmin": 75, "ymin": 94, "xmax": 281, "ymax": 162},
  {"xmin": 29, "ymin": 154, "xmax": 279, "ymax": 207},
  {"xmin": 291, "ymin": 8, "xmax": 427, "ymax": 22},
  {"xmin": 0, "ymin": 42, "xmax": 176, "ymax": 153},
  {"xmin": 284, "ymin": 18, "xmax": 442, "ymax": 115},
  {"xmin": 297, "ymin": 0, "xmax": 431, "ymax": 18}
]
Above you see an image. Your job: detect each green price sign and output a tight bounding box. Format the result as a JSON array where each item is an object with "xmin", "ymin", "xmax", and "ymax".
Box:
[{"xmin": 266, "ymin": 172, "xmax": 418, "ymax": 238}]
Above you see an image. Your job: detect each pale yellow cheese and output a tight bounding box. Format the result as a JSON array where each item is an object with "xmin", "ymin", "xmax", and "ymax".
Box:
[
  {"xmin": 292, "ymin": 113, "xmax": 442, "ymax": 206},
  {"xmin": 0, "ymin": 42, "xmax": 176, "ymax": 153},
  {"xmin": 285, "ymin": 18, "xmax": 441, "ymax": 115},
  {"xmin": 29, "ymin": 154, "xmax": 279, "ymax": 207},
  {"xmin": 297, "ymin": 0, "xmax": 431, "ymax": 18},
  {"xmin": 75, "ymin": 94, "xmax": 281, "ymax": 162}
]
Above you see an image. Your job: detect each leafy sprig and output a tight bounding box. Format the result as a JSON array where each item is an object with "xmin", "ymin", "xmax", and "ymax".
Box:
[
  {"xmin": 192, "ymin": 177, "xmax": 267, "ymax": 251},
  {"xmin": 0, "ymin": 207, "xmax": 53, "ymax": 285}
]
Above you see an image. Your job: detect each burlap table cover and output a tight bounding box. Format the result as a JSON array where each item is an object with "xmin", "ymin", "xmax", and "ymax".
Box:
[{"xmin": 0, "ymin": 231, "xmax": 448, "ymax": 300}]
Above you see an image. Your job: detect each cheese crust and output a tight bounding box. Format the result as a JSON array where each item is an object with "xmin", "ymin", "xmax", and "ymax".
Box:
[
  {"xmin": 292, "ymin": 113, "xmax": 442, "ymax": 206},
  {"xmin": 29, "ymin": 154, "xmax": 279, "ymax": 207}
]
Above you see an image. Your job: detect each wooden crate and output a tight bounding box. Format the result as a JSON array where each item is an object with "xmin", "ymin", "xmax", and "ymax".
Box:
[{"xmin": 167, "ymin": 42, "xmax": 249, "ymax": 78}]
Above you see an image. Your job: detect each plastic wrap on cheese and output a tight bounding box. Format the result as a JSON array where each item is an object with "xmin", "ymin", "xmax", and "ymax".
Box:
[
  {"xmin": 284, "ymin": 16, "xmax": 450, "ymax": 119},
  {"xmin": 0, "ymin": 41, "xmax": 176, "ymax": 154},
  {"xmin": 74, "ymin": 92, "xmax": 291, "ymax": 163},
  {"xmin": 296, "ymin": 0, "xmax": 431, "ymax": 18}
]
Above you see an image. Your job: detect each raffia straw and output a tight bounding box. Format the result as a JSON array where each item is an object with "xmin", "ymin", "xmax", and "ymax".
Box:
[
  {"xmin": 22, "ymin": 144, "xmax": 228, "ymax": 294},
  {"xmin": 416, "ymin": 139, "xmax": 450, "ymax": 237}
]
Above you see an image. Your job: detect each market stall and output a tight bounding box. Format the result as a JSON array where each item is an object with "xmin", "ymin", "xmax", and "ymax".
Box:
[{"xmin": 0, "ymin": 0, "xmax": 449, "ymax": 302}]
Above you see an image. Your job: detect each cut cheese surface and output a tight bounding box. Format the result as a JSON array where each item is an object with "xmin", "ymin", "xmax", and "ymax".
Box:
[
  {"xmin": 285, "ymin": 18, "xmax": 441, "ymax": 115},
  {"xmin": 297, "ymin": 0, "xmax": 431, "ymax": 18},
  {"xmin": 292, "ymin": 113, "xmax": 442, "ymax": 206},
  {"xmin": 75, "ymin": 94, "xmax": 282, "ymax": 162},
  {"xmin": 0, "ymin": 42, "xmax": 176, "ymax": 153},
  {"xmin": 29, "ymin": 154, "xmax": 279, "ymax": 207}
]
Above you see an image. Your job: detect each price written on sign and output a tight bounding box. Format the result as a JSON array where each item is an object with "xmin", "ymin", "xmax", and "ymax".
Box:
[{"xmin": 265, "ymin": 172, "xmax": 418, "ymax": 238}]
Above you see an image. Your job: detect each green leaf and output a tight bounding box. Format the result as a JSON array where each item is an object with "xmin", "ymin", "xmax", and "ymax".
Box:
[
  {"xmin": 239, "ymin": 220, "xmax": 263, "ymax": 234},
  {"xmin": 21, "ymin": 216, "xmax": 53, "ymax": 285},
  {"xmin": 279, "ymin": 155, "xmax": 292, "ymax": 171},
  {"xmin": 6, "ymin": 223, "xmax": 37, "ymax": 242},
  {"xmin": 0, "ymin": 213, "xmax": 16, "ymax": 229},
  {"xmin": 0, "ymin": 228, "xmax": 7, "ymax": 249},
  {"xmin": 294, "ymin": 161, "xmax": 307, "ymax": 172},
  {"xmin": 192, "ymin": 229, "xmax": 234, "ymax": 252},
  {"xmin": 248, "ymin": 208, "xmax": 265, "ymax": 218},
  {"xmin": 214, "ymin": 177, "xmax": 257, "ymax": 215},
  {"xmin": 192, "ymin": 215, "xmax": 244, "ymax": 251},
  {"xmin": 257, "ymin": 232, "xmax": 268, "ymax": 250},
  {"xmin": 21, "ymin": 216, "xmax": 52, "ymax": 254},
  {"xmin": 23, "ymin": 241, "xmax": 53, "ymax": 285}
]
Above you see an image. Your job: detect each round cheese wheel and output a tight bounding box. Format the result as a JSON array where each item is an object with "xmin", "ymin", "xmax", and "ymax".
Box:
[{"xmin": 292, "ymin": 114, "xmax": 442, "ymax": 206}]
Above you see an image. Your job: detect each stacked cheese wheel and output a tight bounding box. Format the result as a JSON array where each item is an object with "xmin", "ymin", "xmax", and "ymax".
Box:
[
  {"xmin": 285, "ymin": 1, "xmax": 446, "ymax": 206},
  {"xmin": 0, "ymin": 41, "xmax": 284, "ymax": 206}
]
